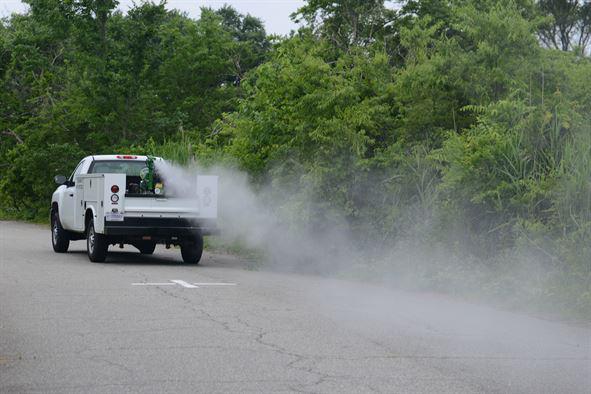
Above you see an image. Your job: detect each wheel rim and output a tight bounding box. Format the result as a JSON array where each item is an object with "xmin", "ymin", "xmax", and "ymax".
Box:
[
  {"xmin": 88, "ymin": 225, "xmax": 95, "ymax": 253},
  {"xmin": 52, "ymin": 218, "xmax": 58, "ymax": 244}
]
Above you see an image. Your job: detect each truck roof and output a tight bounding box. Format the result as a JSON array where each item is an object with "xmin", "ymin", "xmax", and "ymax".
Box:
[{"xmin": 86, "ymin": 155, "xmax": 163, "ymax": 161}]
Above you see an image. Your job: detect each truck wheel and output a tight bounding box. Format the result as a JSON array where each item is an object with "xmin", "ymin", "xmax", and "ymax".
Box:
[
  {"xmin": 87, "ymin": 220, "xmax": 108, "ymax": 262},
  {"xmin": 51, "ymin": 210, "xmax": 70, "ymax": 253},
  {"xmin": 134, "ymin": 241, "xmax": 156, "ymax": 255},
  {"xmin": 180, "ymin": 233, "xmax": 203, "ymax": 264}
]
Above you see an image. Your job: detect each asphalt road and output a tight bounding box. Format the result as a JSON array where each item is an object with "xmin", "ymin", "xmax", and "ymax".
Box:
[{"xmin": 1, "ymin": 221, "xmax": 590, "ymax": 393}]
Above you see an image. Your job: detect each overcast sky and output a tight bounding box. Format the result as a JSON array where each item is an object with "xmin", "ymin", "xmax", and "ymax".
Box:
[{"xmin": 0, "ymin": 0, "xmax": 305, "ymax": 35}]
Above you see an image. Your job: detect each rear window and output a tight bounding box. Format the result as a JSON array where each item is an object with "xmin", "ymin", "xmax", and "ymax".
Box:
[{"xmin": 88, "ymin": 160, "xmax": 147, "ymax": 176}]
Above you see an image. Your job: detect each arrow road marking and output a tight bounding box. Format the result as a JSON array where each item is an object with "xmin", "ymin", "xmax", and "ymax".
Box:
[{"xmin": 170, "ymin": 280, "xmax": 198, "ymax": 288}]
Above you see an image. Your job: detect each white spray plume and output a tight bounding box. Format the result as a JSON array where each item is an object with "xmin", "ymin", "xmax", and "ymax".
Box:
[{"xmin": 154, "ymin": 159, "xmax": 359, "ymax": 274}]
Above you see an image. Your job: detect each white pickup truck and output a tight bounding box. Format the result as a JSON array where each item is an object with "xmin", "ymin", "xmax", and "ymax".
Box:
[{"xmin": 50, "ymin": 155, "xmax": 218, "ymax": 264}]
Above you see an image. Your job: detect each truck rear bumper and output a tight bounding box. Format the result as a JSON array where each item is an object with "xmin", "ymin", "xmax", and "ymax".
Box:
[{"xmin": 103, "ymin": 217, "xmax": 219, "ymax": 237}]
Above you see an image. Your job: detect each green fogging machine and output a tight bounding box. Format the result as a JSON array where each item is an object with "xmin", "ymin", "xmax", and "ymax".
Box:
[{"xmin": 139, "ymin": 156, "xmax": 164, "ymax": 195}]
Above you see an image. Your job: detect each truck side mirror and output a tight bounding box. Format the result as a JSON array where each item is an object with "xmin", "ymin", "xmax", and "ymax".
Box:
[{"xmin": 54, "ymin": 175, "xmax": 67, "ymax": 185}]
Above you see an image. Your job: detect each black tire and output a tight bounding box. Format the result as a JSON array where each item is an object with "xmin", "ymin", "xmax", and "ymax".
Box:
[
  {"xmin": 51, "ymin": 210, "xmax": 70, "ymax": 253},
  {"xmin": 134, "ymin": 241, "xmax": 157, "ymax": 255},
  {"xmin": 180, "ymin": 233, "xmax": 203, "ymax": 264},
  {"xmin": 87, "ymin": 220, "xmax": 108, "ymax": 262}
]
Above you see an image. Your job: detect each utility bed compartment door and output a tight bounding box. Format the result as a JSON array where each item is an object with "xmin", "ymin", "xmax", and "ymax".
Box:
[
  {"xmin": 197, "ymin": 175, "xmax": 218, "ymax": 219},
  {"xmin": 79, "ymin": 174, "xmax": 106, "ymax": 232},
  {"xmin": 103, "ymin": 174, "xmax": 126, "ymax": 221},
  {"xmin": 83, "ymin": 176, "xmax": 103, "ymax": 203}
]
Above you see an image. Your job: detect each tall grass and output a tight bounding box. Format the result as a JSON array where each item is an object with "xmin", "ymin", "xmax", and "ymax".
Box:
[{"xmin": 554, "ymin": 126, "xmax": 591, "ymax": 233}]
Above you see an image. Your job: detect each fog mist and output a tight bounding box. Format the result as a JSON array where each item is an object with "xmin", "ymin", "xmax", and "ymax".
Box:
[{"xmin": 154, "ymin": 159, "xmax": 570, "ymax": 318}]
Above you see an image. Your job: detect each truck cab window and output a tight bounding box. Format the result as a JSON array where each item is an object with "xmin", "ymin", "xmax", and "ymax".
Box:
[
  {"xmin": 69, "ymin": 160, "xmax": 86, "ymax": 183},
  {"xmin": 88, "ymin": 161, "xmax": 147, "ymax": 175}
]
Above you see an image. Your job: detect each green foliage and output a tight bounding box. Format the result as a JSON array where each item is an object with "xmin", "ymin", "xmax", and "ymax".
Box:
[
  {"xmin": 537, "ymin": 0, "xmax": 591, "ymax": 54},
  {"xmin": 215, "ymin": 5, "xmax": 270, "ymax": 83},
  {"xmin": 215, "ymin": 34, "xmax": 400, "ymax": 232},
  {"xmin": 293, "ymin": 0, "xmax": 398, "ymax": 50},
  {"xmin": 553, "ymin": 124, "xmax": 591, "ymax": 232},
  {"xmin": 0, "ymin": 142, "xmax": 84, "ymax": 220}
]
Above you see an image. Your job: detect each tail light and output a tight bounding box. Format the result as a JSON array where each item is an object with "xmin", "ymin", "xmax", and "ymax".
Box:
[
  {"xmin": 116, "ymin": 155, "xmax": 137, "ymax": 160},
  {"xmin": 111, "ymin": 185, "xmax": 120, "ymax": 193}
]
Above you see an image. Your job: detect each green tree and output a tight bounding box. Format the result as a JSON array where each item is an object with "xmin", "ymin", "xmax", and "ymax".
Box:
[
  {"xmin": 537, "ymin": 0, "xmax": 591, "ymax": 54},
  {"xmin": 215, "ymin": 5, "xmax": 270, "ymax": 84},
  {"xmin": 293, "ymin": 0, "xmax": 398, "ymax": 50}
]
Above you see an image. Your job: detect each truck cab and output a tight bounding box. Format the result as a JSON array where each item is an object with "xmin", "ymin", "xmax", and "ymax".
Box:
[{"xmin": 50, "ymin": 155, "xmax": 218, "ymax": 264}]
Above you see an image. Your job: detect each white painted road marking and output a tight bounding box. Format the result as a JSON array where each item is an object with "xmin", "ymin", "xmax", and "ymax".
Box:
[
  {"xmin": 131, "ymin": 280, "xmax": 237, "ymax": 288},
  {"xmin": 170, "ymin": 280, "xmax": 198, "ymax": 288}
]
